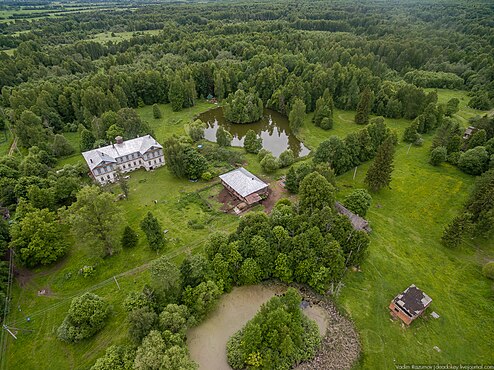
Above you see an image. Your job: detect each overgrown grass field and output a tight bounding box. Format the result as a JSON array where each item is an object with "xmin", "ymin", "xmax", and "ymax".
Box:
[{"xmin": 4, "ymin": 89, "xmax": 493, "ymax": 369}]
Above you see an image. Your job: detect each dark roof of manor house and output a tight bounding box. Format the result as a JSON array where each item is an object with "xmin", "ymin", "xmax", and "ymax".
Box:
[
  {"xmin": 392, "ymin": 284, "xmax": 432, "ymax": 317},
  {"xmin": 335, "ymin": 202, "xmax": 372, "ymax": 233}
]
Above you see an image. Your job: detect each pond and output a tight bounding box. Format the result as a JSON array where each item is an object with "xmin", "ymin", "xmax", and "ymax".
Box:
[
  {"xmin": 198, "ymin": 107, "xmax": 311, "ymax": 158},
  {"xmin": 186, "ymin": 285, "xmax": 329, "ymax": 370}
]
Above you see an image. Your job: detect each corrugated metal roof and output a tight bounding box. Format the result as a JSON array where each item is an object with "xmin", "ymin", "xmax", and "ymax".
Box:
[
  {"xmin": 82, "ymin": 135, "xmax": 162, "ymax": 170},
  {"xmin": 219, "ymin": 167, "xmax": 268, "ymax": 198}
]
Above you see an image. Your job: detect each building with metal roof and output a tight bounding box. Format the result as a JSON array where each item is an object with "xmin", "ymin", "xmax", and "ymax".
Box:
[
  {"xmin": 219, "ymin": 167, "xmax": 269, "ymax": 205},
  {"xmin": 389, "ymin": 284, "xmax": 432, "ymax": 325},
  {"xmin": 82, "ymin": 135, "xmax": 164, "ymax": 184}
]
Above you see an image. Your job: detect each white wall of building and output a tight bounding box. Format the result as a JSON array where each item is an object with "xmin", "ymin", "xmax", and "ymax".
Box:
[{"xmin": 92, "ymin": 149, "xmax": 165, "ymax": 184}]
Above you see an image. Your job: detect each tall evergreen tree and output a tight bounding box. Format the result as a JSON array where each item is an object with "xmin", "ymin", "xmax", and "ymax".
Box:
[
  {"xmin": 288, "ymin": 98, "xmax": 306, "ymax": 133},
  {"xmin": 441, "ymin": 213, "xmax": 471, "ymax": 248},
  {"xmin": 80, "ymin": 129, "xmax": 96, "ymax": 152},
  {"xmin": 152, "ymin": 104, "xmax": 162, "ymax": 119},
  {"xmin": 140, "ymin": 212, "xmax": 165, "ymax": 251},
  {"xmin": 364, "ymin": 134, "xmax": 397, "ymax": 192},
  {"xmin": 168, "ymin": 75, "xmax": 185, "ymax": 112},
  {"xmin": 121, "ymin": 226, "xmax": 138, "ymax": 249},
  {"xmin": 354, "ymin": 87, "xmax": 373, "ymax": 125}
]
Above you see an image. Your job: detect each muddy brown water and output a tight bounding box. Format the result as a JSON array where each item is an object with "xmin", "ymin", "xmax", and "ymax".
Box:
[
  {"xmin": 186, "ymin": 285, "xmax": 329, "ymax": 370},
  {"xmin": 198, "ymin": 107, "xmax": 311, "ymax": 158}
]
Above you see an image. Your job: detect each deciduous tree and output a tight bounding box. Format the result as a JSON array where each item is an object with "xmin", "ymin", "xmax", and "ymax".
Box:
[{"xmin": 65, "ymin": 186, "xmax": 123, "ymax": 257}]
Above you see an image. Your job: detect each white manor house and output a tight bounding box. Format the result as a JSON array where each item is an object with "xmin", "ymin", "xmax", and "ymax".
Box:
[{"xmin": 82, "ymin": 135, "xmax": 165, "ymax": 184}]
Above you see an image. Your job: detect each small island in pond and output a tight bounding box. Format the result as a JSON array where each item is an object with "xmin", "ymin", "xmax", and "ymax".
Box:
[
  {"xmin": 227, "ymin": 288, "xmax": 320, "ymax": 370},
  {"xmin": 224, "ymin": 89, "xmax": 264, "ymax": 124}
]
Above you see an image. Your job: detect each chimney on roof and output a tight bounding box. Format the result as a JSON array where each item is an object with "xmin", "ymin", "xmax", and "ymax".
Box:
[
  {"xmin": 115, "ymin": 136, "xmax": 124, "ymax": 144},
  {"xmin": 90, "ymin": 159, "xmax": 93, "ymax": 163}
]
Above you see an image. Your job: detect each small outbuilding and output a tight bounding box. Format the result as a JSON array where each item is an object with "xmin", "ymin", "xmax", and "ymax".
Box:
[
  {"xmin": 219, "ymin": 167, "xmax": 269, "ymax": 205},
  {"xmin": 389, "ymin": 284, "xmax": 432, "ymax": 325},
  {"xmin": 463, "ymin": 126, "xmax": 476, "ymax": 140},
  {"xmin": 335, "ymin": 202, "xmax": 372, "ymax": 233}
]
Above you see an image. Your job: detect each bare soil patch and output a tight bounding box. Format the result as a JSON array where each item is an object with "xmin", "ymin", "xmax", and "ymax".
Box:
[
  {"xmin": 295, "ymin": 285, "xmax": 361, "ymax": 370},
  {"xmin": 262, "ymin": 179, "xmax": 289, "ymax": 214}
]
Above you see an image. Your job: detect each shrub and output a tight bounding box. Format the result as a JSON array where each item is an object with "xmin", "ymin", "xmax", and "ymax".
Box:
[
  {"xmin": 430, "ymin": 146, "xmax": 447, "ymax": 166},
  {"xmin": 257, "ymin": 148, "xmax": 270, "ymax": 162},
  {"xmin": 343, "ymin": 189, "xmax": 372, "ymax": 217},
  {"xmin": 152, "ymin": 104, "xmax": 162, "ymax": 119},
  {"xmin": 188, "ymin": 120, "xmax": 205, "ymax": 142},
  {"xmin": 483, "ymin": 262, "xmax": 494, "ymax": 280},
  {"xmin": 260, "ymin": 152, "xmax": 279, "ymax": 173},
  {"xmin": 458, "ymin": 146, "xmax": 489, "ymax": 175},
  {"xmin": 79, "ymin": 265, "xmax": 95, "ymax": 278},
  {"xmin": 278, "ymin": 149, "xmax": 295, "ymax": 168},
  {"xmin": 447, "ymin": 151, "xmax": 461, "ymax": 165},
  {"xmin": 57, "ymin": 293, "xmax": 110, "ymax": 342},
  {"xmin": 244, "ymin": 130, "xmax": 262, "ymax": 154},
  {"xmin": 216, "ymin": 126, "xmax": 232, "ymax": 147},
  {"xmin": 201, "ymin": 171, "xmax": 213, "ymax": 181}
]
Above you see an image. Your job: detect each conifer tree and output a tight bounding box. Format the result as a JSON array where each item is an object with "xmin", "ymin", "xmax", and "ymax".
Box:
[
  {"xmin": 121, "ymin": 226, "xmax": 138, "ymax": 248},
  {"xmin": 152, "ymin": 104, "xmax": 162, "ymax": 119},
  {"xmin": 140, "ymin": 212, "xmax": 165, "ymax": 251},
  {"xmin": 355, "ymin": 87, "xmax": 373, "ymax": 125},
  {"xmin": 80, "ymin": 129, "xmax": 95, "ymax": 152},
  {"xmin": 364, "ymin": 134, "xmax": 397, "ymax": 192},
  {"xmin": 441, "ymin": 213, "xmax": 471, "ymax": 248},
  {"xmin": 288, "ymin": 98, "xmax": 306, "ymax": 133}
]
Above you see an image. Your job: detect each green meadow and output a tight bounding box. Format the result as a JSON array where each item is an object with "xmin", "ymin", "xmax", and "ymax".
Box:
[{"xmin": 4, "ymin": 89, "xmax": 493, "ymax": 369}]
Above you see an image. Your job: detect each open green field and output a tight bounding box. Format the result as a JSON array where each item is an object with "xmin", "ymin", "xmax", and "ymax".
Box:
[
  {"xmin": 0, "ymin": 5, "xmax": 131, "ymax": 23},
  {"xmin": 4, "ymin": 167, "xmax": 238, "ymax": 369},
  {"xmin": 92, "ymin": 30, "xmax": 162, "ymax": 43},
  {"xmin": 0, "ymin": 129, "xmax": 12, "ymax": 156},
  {"xmin": 336, "ymin": 135, "xmax": 493, "ymax": 368},
  {"xmin": 4, "ymin": 89, "xmax": 493, "ymax": 369}
]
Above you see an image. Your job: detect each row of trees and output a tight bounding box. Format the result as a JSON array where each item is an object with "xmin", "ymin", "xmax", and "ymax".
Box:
[
  {"xmin": 426, "ymin": 115, "xmax": 494, "ymax": 175},
  {"xmin": 441, "ymin": 169, "xmax": 494, "ymax": 249},
  {"xmin": 4, "ymin": 0, "xmax": 491, "ymax": 159}
]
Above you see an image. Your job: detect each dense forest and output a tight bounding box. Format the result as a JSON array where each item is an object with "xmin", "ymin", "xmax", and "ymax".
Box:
[{"xmin": 0, "ymin": 0, "xmax": 493, "ymax": 369}]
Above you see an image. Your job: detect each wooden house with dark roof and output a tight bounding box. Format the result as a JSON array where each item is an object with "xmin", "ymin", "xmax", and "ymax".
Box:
[
  {"xmin": 389, "ymin": 284, "xmax": 432, "ymax": 325},
  {"xmin": 335, "ymin": 202, "xmax": 372, "ymax": 233},
  {"xmin": 463, "ymin": 126, "xmax": 476, "ymax": 140}
]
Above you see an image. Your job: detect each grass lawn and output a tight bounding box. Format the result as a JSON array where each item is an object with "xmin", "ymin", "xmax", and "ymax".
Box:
[
  {"xmin": 336, "ymin": 136, "xmax": 494, "ymax": 367},
  {"xmin": 4, "ymin": 89, "xmax": 493, "ymax": 369},
  {"xmin": 92, "ymin": 30, "xmax": 162, "ymax": 43},
  {"xmin": 4, "ymin": 167, "xmax": 238, "ymax": 370},
  {"xmin": 0, "ymin": 129, "xmax": 12, "ymax": 156},
  {"xmin": 424, "ymin": 88, "xmax": 485, "ymax": 126},
  {"xmin": 137, "ymin": 100, "xmax": 213, "ymax": 143}
]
